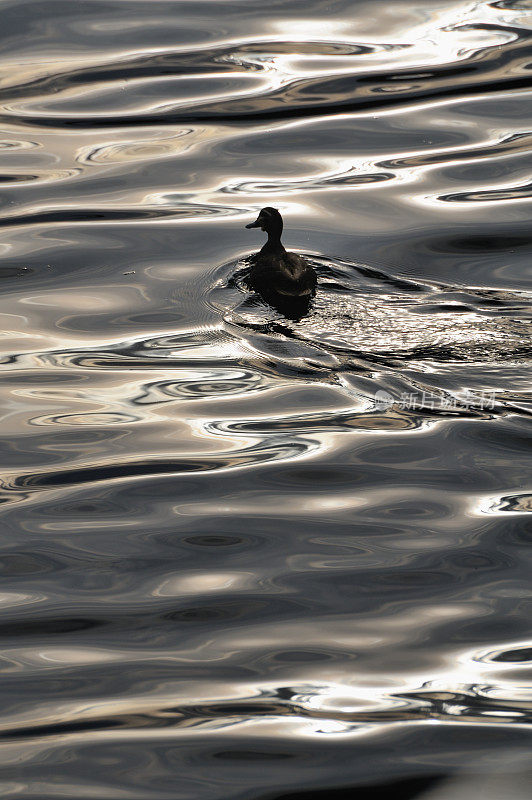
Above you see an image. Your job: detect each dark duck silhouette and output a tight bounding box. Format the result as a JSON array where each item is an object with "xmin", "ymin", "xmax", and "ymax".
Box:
[{"xmin": 245, "ymin": 207, "xmax": 317, "ymax": 318}]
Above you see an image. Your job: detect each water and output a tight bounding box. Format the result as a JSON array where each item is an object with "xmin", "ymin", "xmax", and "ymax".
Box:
[{"xmin": 0, "ymin": 0, "xmax": 531, "ymax": 797}]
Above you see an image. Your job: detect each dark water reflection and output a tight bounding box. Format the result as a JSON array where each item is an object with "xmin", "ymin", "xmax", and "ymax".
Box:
[{"xmin": 0, "ymin": 0, "xmax": 531, "ymax": 797}]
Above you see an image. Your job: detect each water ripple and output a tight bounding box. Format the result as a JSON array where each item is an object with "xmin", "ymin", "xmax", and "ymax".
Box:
[{"xmin": 0, "ymin": 0, "xmax": 531, "ymax": 797}]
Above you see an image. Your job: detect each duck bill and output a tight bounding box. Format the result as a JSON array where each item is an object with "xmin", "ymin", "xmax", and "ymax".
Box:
[{"xmin": 245, "ymin": 215, "xmax": 263, "ymax": 229}]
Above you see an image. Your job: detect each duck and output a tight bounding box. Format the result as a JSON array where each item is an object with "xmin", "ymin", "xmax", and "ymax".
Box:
[{"xmin": 245, "ymin": 208, "xmax": 317, "ymax": 304}]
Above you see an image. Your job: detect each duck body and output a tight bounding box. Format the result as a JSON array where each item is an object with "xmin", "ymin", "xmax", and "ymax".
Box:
[
  {"xmin": 245, "ymin": 208, "xmax": 317, "ymax": 306},
  {"xmin": 248, "ymin": 246, "xmax": 317, "ymax": 298}
]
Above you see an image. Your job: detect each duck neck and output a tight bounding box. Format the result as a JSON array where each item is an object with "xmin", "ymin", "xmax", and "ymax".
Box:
[{"xmin": 261, "ymin": 230, "xmax": 285, "ymax": 253}]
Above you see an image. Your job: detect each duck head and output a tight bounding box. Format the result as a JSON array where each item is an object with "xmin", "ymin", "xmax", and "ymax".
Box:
[{"xmin": 246, "ymin": 207, "xmax": 283, "ymax": 241}]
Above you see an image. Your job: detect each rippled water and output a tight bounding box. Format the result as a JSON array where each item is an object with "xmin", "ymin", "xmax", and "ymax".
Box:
[{"xmin": 1, "ymin": 1, "xmax": 531, "ymax": 797}]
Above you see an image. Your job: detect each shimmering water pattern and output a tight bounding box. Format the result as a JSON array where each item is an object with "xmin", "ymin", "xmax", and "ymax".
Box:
[{"xmin": 0, "ymin": 1, "xmax": 531, "ymax": 798}]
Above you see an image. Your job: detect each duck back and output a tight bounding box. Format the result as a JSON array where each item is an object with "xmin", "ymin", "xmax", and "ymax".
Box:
[{"xmin": 249, "ymin": 251, "xmax": 317, "ymax": 298}]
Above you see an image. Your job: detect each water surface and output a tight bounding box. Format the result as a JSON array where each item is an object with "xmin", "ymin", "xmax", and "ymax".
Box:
[{"xmin": 0, "ymin": 1, "xmax": 531, "ymax": 797}]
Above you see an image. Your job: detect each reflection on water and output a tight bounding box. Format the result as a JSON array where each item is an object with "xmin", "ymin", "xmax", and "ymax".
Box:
[{"xmin": 0, "ymin": 0, "xmax": 531, "ymax": 797}]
